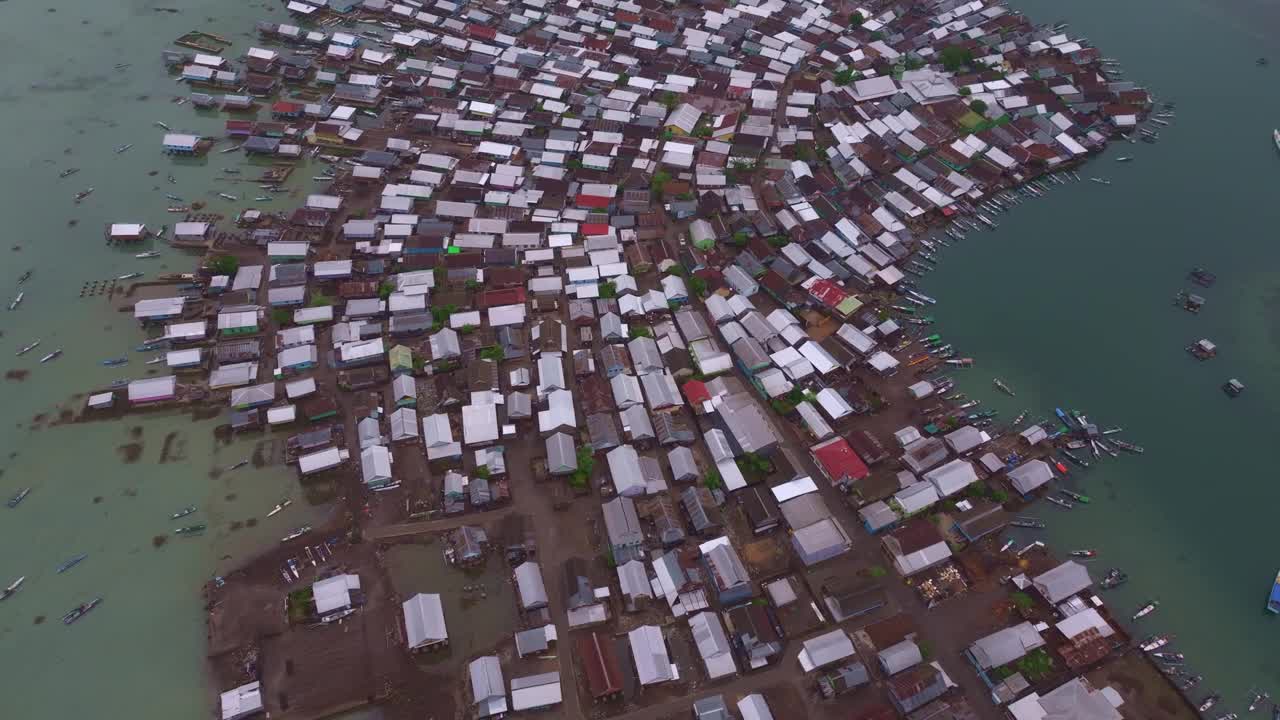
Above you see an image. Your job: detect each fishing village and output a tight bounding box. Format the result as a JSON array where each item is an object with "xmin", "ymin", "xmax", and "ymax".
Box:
[{"xmin": 0, "ymin": 0, "xmax": 1252, "ymax": 719}]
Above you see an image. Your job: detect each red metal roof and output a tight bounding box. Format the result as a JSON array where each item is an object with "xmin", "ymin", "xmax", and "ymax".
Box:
[
  {"xmin": 478, "ymin": 287, "xmax": 527, "ymax": 309},
  {"xmin": 576, "ymin": 632, "xmax": 623, "ymax": 698},
  {"xmin": 466, "ymin": 23, "xmax": 497, "ymax": 40},
  {"xmin": 272, "ymin": 101, "xmax": 303, "ymax": 113},
  {"xmin": 580, "ymin": 222, "xmax": 611, "ymax": 236},
  {"xmin": 812, "ymin": 436, "xmax": 869, "ymax": 483},
  {"xmin": 809, "ymin": 278, "xmax": 850, "ymax": 309},
  {"xmin": 681, "ymin": 380, "xmax": 710, "ymax": 405},
  {"xmin": 575, "ymin": 194, "xmax": 611, "ymax": 209}
]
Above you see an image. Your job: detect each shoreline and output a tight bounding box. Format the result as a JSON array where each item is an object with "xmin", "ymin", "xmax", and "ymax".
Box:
[{"xmin": 10, "ymin": 0, "xmax": 1216, "ymax": 718}]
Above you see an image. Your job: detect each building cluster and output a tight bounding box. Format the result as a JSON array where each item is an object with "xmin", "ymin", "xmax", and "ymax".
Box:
[{"xmin": 144, "ymin": 0, "xmax": 1157, "ymax": 719}]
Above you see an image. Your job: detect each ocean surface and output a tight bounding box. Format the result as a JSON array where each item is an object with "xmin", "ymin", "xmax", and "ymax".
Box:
[{"xmin": 0, "ymin": 0, "xmax": 1274, "ymax": 716}]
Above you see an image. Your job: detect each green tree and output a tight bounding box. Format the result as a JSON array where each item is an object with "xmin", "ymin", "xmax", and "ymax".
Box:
[
  {"xmin": 271, "ymin": 308, "xmax": 292, "ymax": 326},
  {"xmin": 969, "ymin": 99, "xmax": 988, "ymax": 114},
  {"xmin": 939, "ymin": 45, "xmax": 974, "ymax": 72},
  {"xmin": 378, "ymin": 281, "xmax": 395, "ymax": 300},
  {"xmin": 688, "ymin": 275, "xmax": 708, "ymax": 298},
  {"xmin": 834, "ymin": 68, "xmax": 856, "ymax": 86},
  {"xmin": 599, "ymin": 280, "xmax": 617, "ymax": 299},
  {"xmin": 628, "ymin": 326, "xmax": 652, "ymax": 339},
  {"xmin": 474, "ymin": 465, "xmax": 491, "ymax": 479},
  {"xmin": 617, "ymin": 72, "xmax": 630, "ymax": 85},
  {"xmin": 867, "ymin": 565, "xmax": 888, "ymax": 578},
  {"xmin": 703, "ymin": 468, "xmax": 722, "ymax": 490},
  {"xmin": 459, "ymin": 324, "xmax": 476, "ymax": 335},
  {"xmin": 848, "ymin": 11, "xmax": 863, "ymax": 27},
  {"xmin": 661, "ymin": 91, "xmax": 679, "ymax": 110},
  {"xmin": 208, "ymin": 254, "xmax": 239, "ymax": 275},
  {"xmin": 650, "ymin": 169, "xmax": 672, "ymax": 196},
  {"xmin": 479, "ymin": 346, "xmax": 503, "ymax": 362},
  {"xmin": 1010, "ymin": 591, "xmax": 1035, "ymax": 610},
  {"xmin": 730, "ymin": 230, "xmax": 749, "ymax": 246},
  {"xmin": 958, "ymin": 87, "xmax": 972, "ymax": 96},
  {"xmin": 308, "ymin": 293, "xmax": 333, "ymax": 307}
]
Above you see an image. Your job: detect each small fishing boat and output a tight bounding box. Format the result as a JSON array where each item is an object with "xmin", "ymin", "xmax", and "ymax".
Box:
[
  {"xmin": 281, "ymin": 525, "xmax": 311, "ymax": 543},
  {"xmin": 55, "ymin": 553, "xmax": 87, "ymax": 574},
  {"xmin": 1200, "ymin": 695, "xmax": 1222, "ymax": 713},
  {"xmin": 1140, "ymin": 634, "xmax": 1171, "ymax": 652},
  {"xmin": 40, "ymin": 349, "xmax": 63, "ymax": 363},
  {"xmin": 1248, "ymin": 690, "xmax": 1269, "ymax": 713},
  {"xmin": 17, "ymin": 269, "xmax": 31, "ymax": 283},
  {"xmin": 0, "ymin": 576, "xmax": 24, "ymax": 601},
  {"xmin": 16, "ymin": 340, "xmax": 40, "ymax": 356},
  {"xmin": 109, "ymin": 379, "xmax": 128, "ymax": 388},
  {"xmin": 174, "ymin": 524, "xmax": 207, "ymax": 536},
  {"xmin": 1217, "ymin": 714, "xmax": 1239, "ymax": 720},
  {"xmin": 7, "ymin": 487, "xmax": 32, "ymax": 508},
  {"xmin": 172, "ymin": 505, "xmax": 197, "ymax": 519},
  {"xmin": 74, "ymin": 187, "xmax": 94, "ymax": 202},
  {"xmin": 101, "ymin": 357, "xmax": 128, "ymax": 367},
  {"xmin": 1274, "ymin": 129, "xmax": 1280, "ymax": 153},
  {"xmin": 1012, "ymin": 410, "xmax": 1028, "ymax": 425},
  {"xmin": 1090, "ymin": 177, "xmax": 1112, "ymax": 185},
  {"xmin": 1046, "ymin": 496, "xmax": 1073, "ymax": 510},
  {"xmin": 217, "ymin": 192, "xmax": 238, "ymax": 201},
  {"xmin": 9, "ymin": 291, "xmax": 25, "ymax": 310},
  {"xmin": 135, "ymin": 251, "xmax": 161, "ymax": 259},
  {"xmin": 1132, "ymin": 600, "xmax": 1160, "ymax": 620},
  {"xmin": 154, "ymin": 121, "xmax": 171, "ymax": 130},
  {"xmin": 220, "ymin": 144, "xmax": 243, "ymax": 154},
  {"xmin": 267, "ymin": 499, "xmax": 293, "ymax": 517},
  {"xmin": 1060, "ymin": 489, "xmax": 1090, "ymax": 504},
  {"xmin": 62, "ymin": 597, "xmax": 103, "ymax": 625},
  {"xmin": 957, "ymin": 400, "xmax": 980, "ymax": 410},
  {"xmin": 1111, "ymin": 439, "xmax": 1145, "ymax": 454},
  {"xmin": 1069, "ymin": 549, "xmax": 1097, "ymax": 558},
  {"xmin": 145, "ymin": 356, "xmax": 164, "ymax": 365},
  {"xmin": 116, "ymin": 272, "xmax": 143, "ymax": 281},
  {"xmin": 114, "ymin": 143, "xmax": 133, "ymax": 154},
  {"xmin": 60, "ymin": 167, "xmax": 80, "ymax": 178},
  {"xmin": 1152, "ymin": 652, "xmax": 1185, "ymax": 662},
  {"xmin": 992, "ymin": 378, "xmax": 1016, "ymax": 396},
  {"xmin": 1061, "ymin": 450, "xmax": 1090, "ymax": 468},
  {"xmin": 1179, "ymin": 675, "xmax": 1203, "ymax": 690},
  {"xmin": 1116, "ymin": 156, "xmax": 1132, "ymax": 162},
  {"xmin": 254, "ymin": 196, "xmax": 272, "ymax": 202},
  {"xmin": 1010, "ymin": 517, "xmax": 1045, "ymax": 529},
  {"xmin": 226, "ymin": 459, "xmax": 249, "ymax": 472},
  {"xmin": 1101, "ymin": 568, "xmax": 1127, "ymax": 589}
]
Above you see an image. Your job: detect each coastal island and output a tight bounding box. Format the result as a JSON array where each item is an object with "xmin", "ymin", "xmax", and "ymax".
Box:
[{"xmin": 37, "ymin": 0, "xmax": 1221, "ymax": 718}]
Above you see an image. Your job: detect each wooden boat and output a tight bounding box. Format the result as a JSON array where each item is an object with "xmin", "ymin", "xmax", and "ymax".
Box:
[
  {"xmin": 74, "ymin": 187, "xmax": 94, "ymax": 202},
  {"xmin": 172, "ymin": 505, "xmax": 197, "ymax": 519},
  {"xmin": 60, "ymin": 167, "xmax": 80, "ymax": 178},
  {"xmin": 1060, "ymin": 489, "xmax": 1090, "ymax": 503},
  {"xmin": 1069, "ymin": 549, "xmax": 1097, "ymax": 558},
  {"xmin": 0, "ymin": 576, "xmax": 24, "ymax": 601},
  {"xmin": 7, "ymin": 487, "xmax": 31, "ymax": 508},
  {"xmin": 40, "ymin": 348, "xmax": 63, "ymax": 363},
  {"xmin": 1046, "ymin": 496, "xmax": 1073, "ymax": 510},
  {"xmin": 1132, "ymin": 600, "xmax": 1160, "ymax": 620},
  {"xmin": 16, "ymin": 339, "xmax": 39, "ymax": 356},
  {"xmin": 1200, "ymin": 695, "xmax": 1222, "ymax": 713},
  {"xmin": 993, "ymin": 378, "xmax": 1016, "ymax": 396},
  {"xmin": 1101, "ymin": 568, "xmax": 1127, "ymax": 589},
  {"xmin": 267, "ymin": 499, "xmax": 292, "ymax": 517},
  {"xmin": 174, "ymin": 524, "xmax": 206, "ymax": 536}
]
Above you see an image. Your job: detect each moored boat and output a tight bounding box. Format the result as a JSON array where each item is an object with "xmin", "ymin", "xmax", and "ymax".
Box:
[
  {"xmin": 1101, "ymin": 568, "xmax": 1127, "ymax": 589},
  {"xmin": 1046, "ymin": 496, "xmax": 1073, "ymax": 510},
  {"xmin": 8, "ymin": 291, "xmax": 24, "ymax": 310},
  {"xmin": 172, "ymin": 505, "xmax": 197, "ymax": 519},
  {"xmin": 116, "ymin": 272, "xmax": 143, "ymax": 280},
  {"xmin": 226, "ymin": 459, "xmax": 249, "ymax": 472},
  {"xmin": 0, "ymin": 576, "xmax": 24, "ymax": 601},
  {"xmin": 1069, "ymin": 549, "xmax": 1097, "ymax": 558},
  {"xmin": 55, "ymin": 553, "xmax": 87, "ymax": 574},
  {"xmin": 40, "ymin": 349, "xmax": 63, "ymax": 363},
  {"xmin": 1274, "ymin": 129, "xmax": 1280, "ymax": 153},
  {"xmin": 281, "ymin": 525, "xmax": 311, "ymax": 543},
  {"xmin": 62, "ymin": 597, "xmax": 103, "ymax": 625},
  {"xmin": 174, "ymin": 524, "xmax": 206, "ymax": 536},
  {"xmin": 135, "ymin": 251, "xmax": 161, "ymax": 259},
  {"xmin": 74, "ymin": 187, "xmax": 94, "ymax": 202},
  {"xmin": 101, "ymin": 357, "xmax": 128, "ymax": 367},
  {"xmin": 7, "ymin": 487, "xmax": 31, "ymax": 508},
  {"xmin": 1247, "ymin": 690, "xmax": 1268, "ymax": 712},
  {"xmin": 267, "ymin": 499, "xmax": 292, "ymax": 517},
  {"xmin": 1060, "ymin": 489, "xmax": 1090, "ymax": 503},
  {"xmin": 993, "ymin": 378, "xmax": 1016, "ymax": 396},
  {"xmin": 1266, "ymin": 570, "xmax": 1280, "ymax": 614},
  {"xmin": 1200, "ymin": 695, "xmax": 1222, "ymax": 713},
  {"xmin": 1140, "ymin": 634, "xmax": 1172, "ymax": 652},
  {"xmin": 1132, "ymin": 599, "xmax": 1160, "ymax": 620}
]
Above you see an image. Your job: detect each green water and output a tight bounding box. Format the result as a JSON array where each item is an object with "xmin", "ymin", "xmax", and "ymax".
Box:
[
  {"xmin": 0, "ymin": 0, "xmax": 1275, "ymax": 715},
  {"xmin": 0, "ymin": 1, "xmax": 327, "ymax": 716},
  {"xmin": 924, "ymin": 0, "xmax": 1280, "ymax": 705}
]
